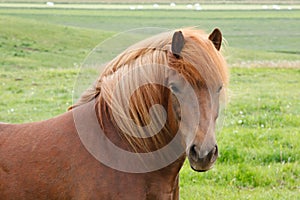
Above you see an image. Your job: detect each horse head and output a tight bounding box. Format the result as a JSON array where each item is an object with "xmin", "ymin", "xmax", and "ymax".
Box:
[
  {"xmin": 71, "ymin": 28, "xmax": 228, "ymax": 173},
  {"xmin": 167, "ymin": 28, "xmax": 228, "ymax": 172}
]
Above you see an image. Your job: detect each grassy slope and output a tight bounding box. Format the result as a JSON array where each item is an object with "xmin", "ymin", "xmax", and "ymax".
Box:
[
  {"xmin": 1, "ymin": 8, "xmax": 299, "ymax": 66},
  {"xmin": 0, "ymin": 15, "xmax": 112, "ymax": 120},
  {"xmin": 0, "ymin": 8, "xmax": 299, "ymax": 199},
  {"xmin": 0, "ymin": 15, "xmax": 112, "ymax": 71}
]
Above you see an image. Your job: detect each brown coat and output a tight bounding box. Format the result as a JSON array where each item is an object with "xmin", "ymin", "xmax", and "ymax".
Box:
[{"xmin": 0, "ymin": 109, "xmax": 184, "ymax": 200}]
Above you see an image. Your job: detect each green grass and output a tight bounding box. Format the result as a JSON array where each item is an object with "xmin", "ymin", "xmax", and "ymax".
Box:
[
  {"xmin": 179, "ymin": 67, "xmax": 300, "ymax": 199},
  {"xmin": 1, "ymin": 8, "xmax": 299, "ymax": 54},
  {"xmin": 0, "ymin": 6, "xmax": 299, "ymax": 199},
  {"xmin": 0, "ymin": 15, "xmax": 112, "ymax": 71}
]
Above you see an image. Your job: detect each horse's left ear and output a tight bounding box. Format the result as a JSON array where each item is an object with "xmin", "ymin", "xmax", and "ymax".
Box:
[
  {"xmin": 209, "ymin": 28, "xmax": 222, "ymax": 51},
  {"xmin": 171, "ymin": 31, "xmax": 185, "ymax": 58}
]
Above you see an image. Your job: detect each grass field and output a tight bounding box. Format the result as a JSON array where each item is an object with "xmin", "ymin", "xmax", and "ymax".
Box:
[{"xmin": 0, "ymin": 4, "xmax": 299, "ymax": 199}]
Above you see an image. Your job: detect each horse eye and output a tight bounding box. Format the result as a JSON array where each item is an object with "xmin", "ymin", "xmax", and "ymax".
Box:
[
  {"xmin": 170, "ymin": 85, "xmax": 180, "ymax": 93},
  {"xmin": 217, "ymin": 85, "xmax": 223, "ymax": 93}
]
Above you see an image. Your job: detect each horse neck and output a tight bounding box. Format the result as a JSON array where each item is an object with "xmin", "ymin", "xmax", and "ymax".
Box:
[
  {"xmin": 95, "ymin": 88, "xmax": 184, "ymax": 157},
  {"xmin": 96, "ymin": 89, "xmax": 175, "ymax": 150},
  {"xmin": 95, "ymin": 97, "xmax": 185, "ymax": 180},
  {"xmin": 95, "ymin": 98, "xmax": 134, "ymax": 151}
]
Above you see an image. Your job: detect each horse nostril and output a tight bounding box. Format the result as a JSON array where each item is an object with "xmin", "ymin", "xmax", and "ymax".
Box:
[
  {"xmin": 189, "ymin": 144, "xmax": 198, "ymax": 161},
  {"xmin": 210, "ymin": 145, "xmax": 218, "ymax": 163}
]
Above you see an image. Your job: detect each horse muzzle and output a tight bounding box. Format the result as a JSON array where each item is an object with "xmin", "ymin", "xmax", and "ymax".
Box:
[{"xmin": 188, "ymin": 144, "xmax": 218, "ymax": 172}]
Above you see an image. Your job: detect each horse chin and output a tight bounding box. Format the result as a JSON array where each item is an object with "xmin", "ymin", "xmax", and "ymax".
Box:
[
  {"xmin": 188, "ymin": 156, "xmax": 215, "ymax": 172},
  {"xmin": 189, "ymin": 163, "xmax": 213, "ymax": 172}
]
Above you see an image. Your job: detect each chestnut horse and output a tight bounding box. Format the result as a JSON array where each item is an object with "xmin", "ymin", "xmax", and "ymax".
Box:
[{"xmin": 0, "ymin": 28, "xmax": 228, "ymax": 199}]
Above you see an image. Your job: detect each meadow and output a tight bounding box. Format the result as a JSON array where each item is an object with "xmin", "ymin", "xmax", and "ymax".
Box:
[{"xmin": 0, "ymin": 3, "xmax": 299, "ymax": 199}]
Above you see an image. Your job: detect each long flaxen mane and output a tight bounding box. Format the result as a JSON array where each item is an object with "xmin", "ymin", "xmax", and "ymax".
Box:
[{"xmin": 70, "ymin": 28, "xmax": 229, "ymax": 152}]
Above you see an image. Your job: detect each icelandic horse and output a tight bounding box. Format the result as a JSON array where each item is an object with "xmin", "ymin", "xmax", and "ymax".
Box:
[{"xmin": 0, "ymin": 28, "xmax": 228, "ymax": 199}]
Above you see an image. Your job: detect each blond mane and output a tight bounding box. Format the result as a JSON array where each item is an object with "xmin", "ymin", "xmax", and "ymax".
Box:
[{"xmin": 70, "ymin": 28, "xmax": 228, "ymax": 151}]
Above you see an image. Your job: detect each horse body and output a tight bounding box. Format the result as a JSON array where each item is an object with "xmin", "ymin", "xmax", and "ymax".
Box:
[
  {"xmin": 0, "ymin": 28, "xmax": 228, "ymax": 199},
  {"xmin": 0, "ymin": 110, "xmax": 183, "ymax": 199}
]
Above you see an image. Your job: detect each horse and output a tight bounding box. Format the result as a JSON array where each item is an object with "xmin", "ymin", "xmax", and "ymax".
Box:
[{"xmin": 0, "ymin": 28, "xmax": 228, "ymax": 199}]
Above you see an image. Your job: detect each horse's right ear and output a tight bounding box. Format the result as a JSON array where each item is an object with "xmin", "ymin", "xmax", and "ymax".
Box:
[{"xmin": 171, "ymin": 31, "xmax": 185, "ymax": 58}]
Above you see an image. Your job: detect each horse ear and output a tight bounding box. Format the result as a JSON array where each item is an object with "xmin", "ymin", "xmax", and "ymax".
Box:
[
  {"xmin": 209, "ymin": 28, "xmax": 222, "ymax": 51},
  {"xmin": 171, "ymin": 31, "xmax": 185, "ymax": 58}
]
